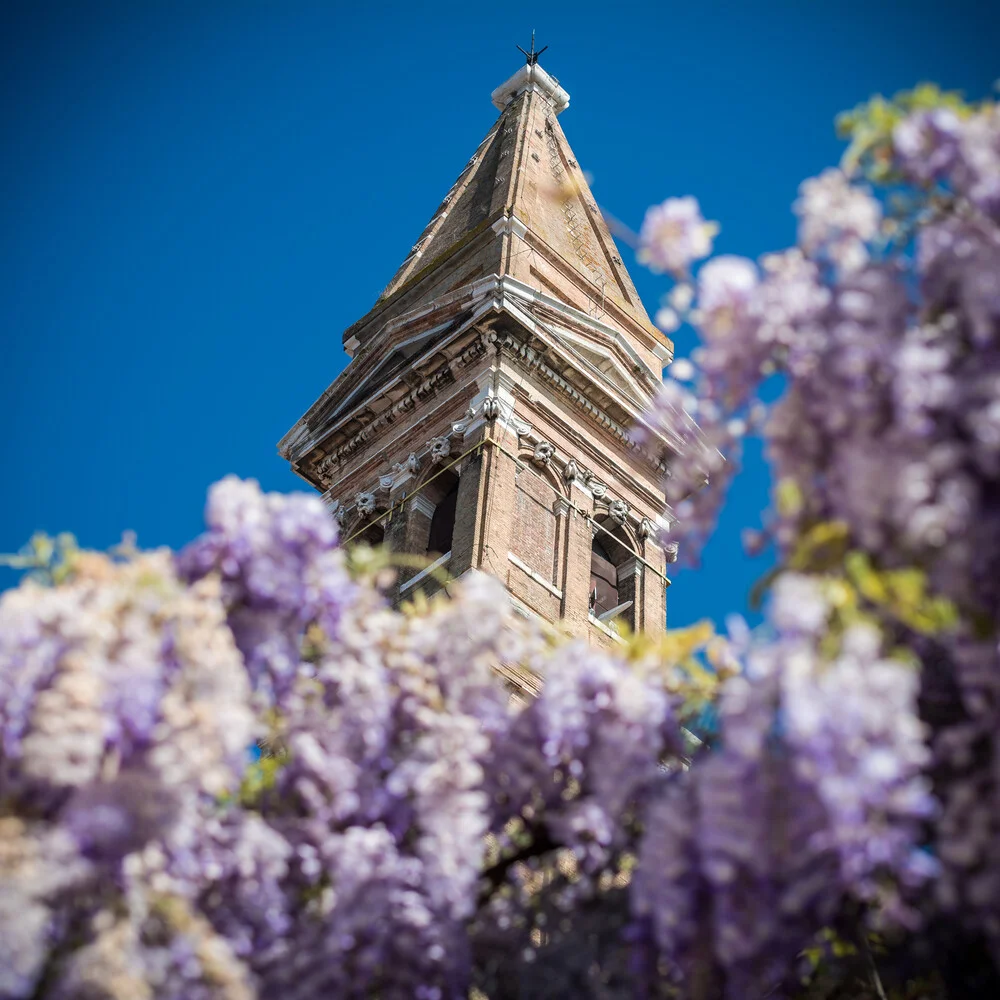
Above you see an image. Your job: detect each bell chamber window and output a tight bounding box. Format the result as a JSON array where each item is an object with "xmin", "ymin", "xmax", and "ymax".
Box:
[
  {"xmin": 427, "ymin": 478, "xmax": 459, "ymax": 556},
  {"xmin": 589, "ymin": 537, "xmax": 619, "ymax": 619}
]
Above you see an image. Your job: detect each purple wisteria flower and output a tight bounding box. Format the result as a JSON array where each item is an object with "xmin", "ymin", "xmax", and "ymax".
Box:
[
  {"xmin": 794, "ymin": 167, "xmax": 881, "ymax": 272},
  {"xmin": 893, "ymin": 107, "xmax": 963, "ymax": 184},
  {"xmin": 638, "ymin": 196, "xmax": 717, "ymax": 277}
]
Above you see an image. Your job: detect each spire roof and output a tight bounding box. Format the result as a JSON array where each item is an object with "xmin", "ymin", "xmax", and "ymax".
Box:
[
  {"xmin": 361, "ymin": 57, "xmax": 666, "ymax": 356},
  {"xmin": 279, "ymin": 55, "xmax": 675, "ymax": 480}
]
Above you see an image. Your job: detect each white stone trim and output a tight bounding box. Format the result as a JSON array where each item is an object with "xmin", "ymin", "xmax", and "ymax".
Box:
[
  {"xmin": 409, "ymin": 494, "xmax": 437, "ymax": 519},
  {"xmin": 588, "ymin": 614, "xmax": 627, "ymax": 644},
  {"xmin": 507, "ymin": 551, "xmax": 563, "ymax": 599},
  {"xmin": 491, "ymin": 63, "xmax": 570, "ymax": 115},
  {"xmin": 399, "ymin": 550, "xmax": 452, "ymax": 594},
  {"xmin": 618, "ymin": 557, "xmax": 642, "ymax": 581},
  {"xmin": 491, "ymin": 214, "xmax": 529, "ymax": 241},
  {"xmin": 498, "ymin": 275, "xmax": 660, "ymax": 381},
  {"xmin": 282, "ymin": 296, "xmax": 495, "ymax": 459}
]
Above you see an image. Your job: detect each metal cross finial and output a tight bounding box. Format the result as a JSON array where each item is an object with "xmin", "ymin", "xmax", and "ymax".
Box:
[{"xmin": 516, "ymin": 30, "xmax": 547, "ymax": 66}]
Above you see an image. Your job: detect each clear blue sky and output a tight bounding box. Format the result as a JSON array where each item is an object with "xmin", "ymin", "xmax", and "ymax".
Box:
[{"xmin": 2, "ymin": 1, "xmax": 997, "ymax": 628}]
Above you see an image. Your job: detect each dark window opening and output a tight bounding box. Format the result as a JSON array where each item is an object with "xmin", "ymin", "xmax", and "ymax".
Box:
[
  {"xmin": 427, "ymin": 482, "xmax": 459, "ymax": 556},
  {"xmin": 355, "ymin": 522, "xmax": 385, "ymax": 548},
  {"xmin": 590, "ymin": 537, "xmax": 619, "ymax": 618}
]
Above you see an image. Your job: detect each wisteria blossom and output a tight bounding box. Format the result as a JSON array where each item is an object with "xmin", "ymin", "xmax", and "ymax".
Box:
[
  {"xmin": 638, "ymin": 196, "xmax": 717, "ymax": 276},
  {"xmin": 2, "ymin": 84, "xmax": 1000, "ymax": 999},
  {"xmin": 794, "ymin": 167, "xmax": 882, "ymax": 272},
  {"xmin": 640, "ymin": 87, "xmax": 1000, "ymax": 992}
]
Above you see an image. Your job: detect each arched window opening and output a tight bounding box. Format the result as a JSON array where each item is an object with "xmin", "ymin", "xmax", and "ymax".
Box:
[
  {"xmin": 590, "ymin": 537, "xmax": 619, "ymax": 619},
  {"xmin": 427, "ymin": 480, "xmax": 459, "ymax": 557}
]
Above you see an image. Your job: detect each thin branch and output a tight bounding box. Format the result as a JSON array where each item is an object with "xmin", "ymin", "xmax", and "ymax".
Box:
[{"xmin": 478, "ymin": 824, "xmax": 557, "ymax": 904}]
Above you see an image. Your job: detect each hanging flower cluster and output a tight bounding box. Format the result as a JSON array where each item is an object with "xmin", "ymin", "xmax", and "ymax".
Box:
[{"xmin": 1, "ymin": 83, "xmax": 999, "ymax": 998}]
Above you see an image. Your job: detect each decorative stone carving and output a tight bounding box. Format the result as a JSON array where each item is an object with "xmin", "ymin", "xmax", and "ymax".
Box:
[
  {"xmin": 451, "ymin": 405, "xmax": 476, "ymax": 436},
  {"xmin": 393, "ymin": 452, "xmax": 420, "ymax": 476},
  {"xmin": 532, "ymin": 441, "xmax": 555, "ymax": 466},
  {"xmin": 428, "ymin": 436, "xmax": 452, "ymax": 462},
  {"xmin": 317, "ymin": 454, "xmax": 338, "ymax": 478},
  {"xmin": 664, "ymin": 541, "xmax": 679, "ymax": 563},
  {"xmin": 482, "ymin": 396, "xmax": 501, "ymax": 420},
  {"xmin": 608, "ymin": 499, "xmax": 630, "ymax": 525},
  {"xmin": 327, "ymin": 499, "xmax": 346, "ymax": 528},
  {"xmin": 562, "ymin": 458, "xmax": 581, "ymax": 484},
  {"xmin": 379, "ymin": 474, "xmax": 395, "ymax": 491},
  {"xmin": 355, "ymin": 491, "xmax": 376, "ymax": 517},
  {"xmin": 638, "ymin": 517, "xmax": 657, "ymax": 541},
  {"xmin": 590, "ymin": 481, "xmax": 607, "ymax": 499}
]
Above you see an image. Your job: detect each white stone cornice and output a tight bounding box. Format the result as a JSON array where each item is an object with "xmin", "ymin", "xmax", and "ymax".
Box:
[
  {"xmin": 491, "ymin": 214, "xmax": 529, "ymax": 241},
  {"xmin": 588, "ymin": 613, "xmax": 627, "ymax": 644},
  {"xmin": 410, "ymin": 494, "xmax": 437, "ymax": 519},
  {"xmin": 498, "ymin": 275, "xmax": 660, "ymax": 383},
  {"xmin": 399, "ymin": 551, "xmax": 452, "ymax": 594},
  {"xmin": 552, "ymin": 497, "xmax": 571, "ymax": 518},
  {"xmin": 491, "ymin": 63, "xmax": 570, "ymax": 114},
  {"xmin": 618, "ymin": 557, "xmax": 642, "ymax": 581},
  {"xmin": 507, "ymin": 551, "xmax": 563, "ymax": 599}
]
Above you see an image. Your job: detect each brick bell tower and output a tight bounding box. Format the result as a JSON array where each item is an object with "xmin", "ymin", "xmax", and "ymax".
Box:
[{"xmin": 279, "ymin": 52, "xmax": 681, "ymax": 655}]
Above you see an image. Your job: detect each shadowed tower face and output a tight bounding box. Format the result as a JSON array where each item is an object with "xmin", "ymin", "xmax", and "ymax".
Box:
[{"xmin": 279, "ymin": 54, "xmax": 682, "ymax": 648}]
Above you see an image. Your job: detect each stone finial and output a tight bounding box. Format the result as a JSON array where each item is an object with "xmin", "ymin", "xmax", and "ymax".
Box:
[
  {"xmin": 562, "ymin": 458, "xmax": 581, "ymax": 484},
  {"xmin": 532, "ymin": 441, "xmax": 555, "ymax": 466},
  {"xmin": 482, "ymin": 396, "xmax": 501, "ymax": 420},
  {"xmin": 664, "ymin": 541, "xmax": 679, "ymax": 563},
  {"xmin": 428, "ymin": 436, "xmax": 452, "ymax": 462},
  {"xmin": 638, "ymin": 517, "xmax": 657, "ymax": 541},
  {"xmin": 608, "ymin": 499, "xmax": 630, "ymax": 525},
  {"xmin": 355, "ymin": 492, "xmax": 377, "ymax": 517},
  {"xmin": 491, "ymin": 62, "xmax": 570, "ymax": 115}
]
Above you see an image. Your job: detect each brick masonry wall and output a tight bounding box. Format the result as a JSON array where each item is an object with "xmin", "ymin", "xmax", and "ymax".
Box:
[{"xmin": 510, "ymin": 484, "xmax": 558, "ymax": 584}]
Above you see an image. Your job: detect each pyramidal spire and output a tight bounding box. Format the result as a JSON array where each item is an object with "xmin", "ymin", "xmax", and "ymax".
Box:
[
  {"xmin": 367, "ymin": 51, "xmax": 665, "ymax": 354},
  {"xmin": 280, "ymin": 52, "xmax": 674, "ymax": 469}
]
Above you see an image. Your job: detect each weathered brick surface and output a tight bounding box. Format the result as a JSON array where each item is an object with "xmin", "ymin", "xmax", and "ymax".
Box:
[
  {"xmin": 506, "ymin": 568, "xmax": 561, "ymax": 623},
  {"xmin": 511, "ymin": 484, "xmax": 557, "ymax": 583},
  {"xmin": 451, "ymin": 438, "xmax": 519, "ymax": 580}
]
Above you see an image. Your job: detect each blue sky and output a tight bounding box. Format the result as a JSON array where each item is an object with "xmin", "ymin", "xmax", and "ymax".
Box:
[{"xmin": 2, "ymin": 1, "xmax": 997, "ymax": 627}]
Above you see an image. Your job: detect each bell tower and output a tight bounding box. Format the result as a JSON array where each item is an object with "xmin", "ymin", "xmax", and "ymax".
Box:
[{"xmin": 279, "ymin": 53, "xmax": 681, "ymax": 650}]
